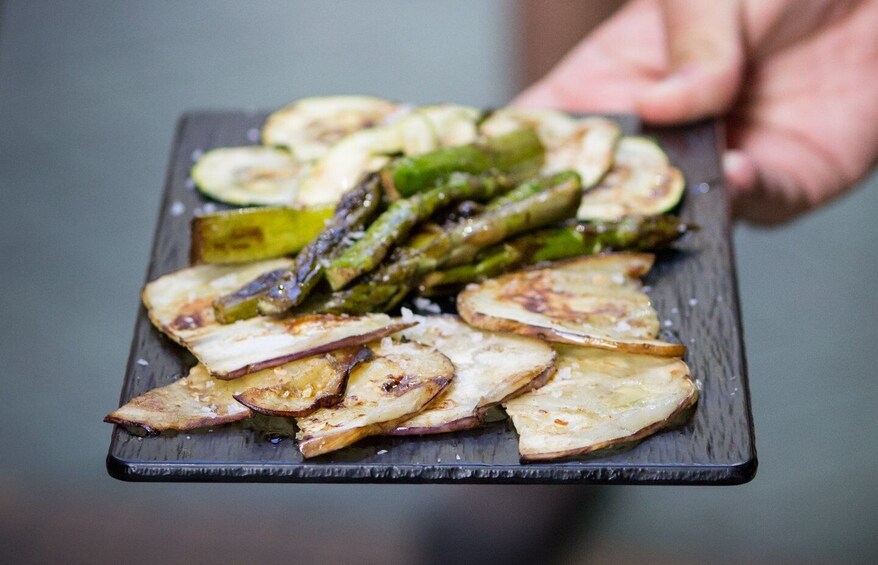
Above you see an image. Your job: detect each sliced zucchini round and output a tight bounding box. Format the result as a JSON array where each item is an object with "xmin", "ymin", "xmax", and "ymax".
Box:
[
  {"xmin": 261, "ymin": 95, "xmax": 400, "ymax": 160},
  {"xmin": 577, "ymin": 136, "xmax": 685, "ymax": 221},
  {"xmin": 191, "ymin": 147, "xmax": 305, "ymax": 206},
  {"xmin": 294, "ymin": 125, "xmax": 401, "ymax": 206}
]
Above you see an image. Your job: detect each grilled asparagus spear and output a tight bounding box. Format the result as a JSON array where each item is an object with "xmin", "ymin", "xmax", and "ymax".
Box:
[
  {"xmin": 210, "ymin": 173, "xmax": 382, "ymax": 322},
  {"xmin": 324, "ymin": 172, "xmax": 514, "ymax": 290},
  {"xmin": 312, "ymin": 171, "xmax": 582, "ymax": 314},
  {"xmin": 212, "ymin": 267, "xmax": 286, "ymax": 324},
  {"xmin": 381, "ymin": 128, "xmax": 544, "ymax": 199},
  {"xmin": 419, "ymin": 215, "xmax": 693, "ymax": 294}
]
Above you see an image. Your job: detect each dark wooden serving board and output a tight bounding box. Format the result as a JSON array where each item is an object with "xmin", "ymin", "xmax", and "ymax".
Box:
[{"xmin": 106, "ymin": 111, "xmax": 756, "ymax": 485}]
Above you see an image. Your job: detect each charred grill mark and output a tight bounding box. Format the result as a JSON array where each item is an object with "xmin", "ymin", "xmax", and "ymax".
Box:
[
  {"xmin": 283, "ymin": 314, "xmax": 348, "ymax": 334},
  {"xmin": 169, "ymin": 297, "xmax": 215, "ymax": 331},
  {"xmin": 382, "ymin": 374, "xmax": 416, "ymax": 395}
]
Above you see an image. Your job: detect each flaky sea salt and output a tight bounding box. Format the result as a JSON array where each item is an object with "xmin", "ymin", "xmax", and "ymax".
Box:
[
  {"xmin": 688, "ymin": 298, "xmax": 699, "ymax": 307},
  {"xmin": 136, "ymin": 358, "xmax": 149, "ymax": 367},
  {"xmin": 413, "ymin": 296, "xmax": 442, "ymax": 314},
  {"xmin": 400, "ymin": 307, "xmax": 414, "ymax": 322},
  {"xmin": 663, "ymin": 319, "xmax": 673, "ymax": 328},
  {"xmin": 169, "ymin": 201, "xmax": 185, "ymax": 217},
  {"xmin": 376, "ymin": 449, "xmax": 388, "ymax": 455}
]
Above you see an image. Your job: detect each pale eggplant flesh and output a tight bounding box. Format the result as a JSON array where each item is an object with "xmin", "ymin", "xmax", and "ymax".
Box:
[
  {"xmin": 457, "ymin": 253, "xmax": 685, "ymax": 357},
  {"xmin": 105, "ymin": 347, "xmax": 370, "ymax": 434},
  {"xmin": 296, "ymin": 340, "xmax": 454, "ymax": 458},
  {"xmin": 141, "ymin": 259, "xmax": 293, "ymax": 345},
  {"xmin": 503, "ymin": 345, "xmax": 697, "ymax": 461},
  {"xmin": 390, "ymin": 315, "xmax": 556, "ymax": 435},
  {"xmin": 182, "ymin": 313, "xmax": 415, "ymax": 379}
]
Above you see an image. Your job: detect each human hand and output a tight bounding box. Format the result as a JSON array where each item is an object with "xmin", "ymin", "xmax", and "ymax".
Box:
[{"xmin": 515, "ymin": 0, "xmax": 878, "ymax": 224}]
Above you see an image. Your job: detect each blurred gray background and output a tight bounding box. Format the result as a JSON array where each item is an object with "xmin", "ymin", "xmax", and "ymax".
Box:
[{"xmin": 1, "ymin": 1, "xmax": 875, "ymax": 563}]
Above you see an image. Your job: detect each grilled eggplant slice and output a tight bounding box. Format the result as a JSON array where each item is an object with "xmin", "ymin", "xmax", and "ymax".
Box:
[
  {"xmin": 182, "ymin": 313, "xmax": 414, "ymax": 379},
  {"xmin": 577, "ymin": 136, "xmax": 685, "ymax": 220},
  {"xmin": 391, "ymin": 315, "xmax": 556, "ymax": 434},
  {"xmin": 191, "ymin": 147, "xmax": 307, "ymax": 206},
  {"xmin": 105, "ymin": 347, "xmax": 368, "ymax": 434},
  {"xmin": 233, "ymin": 346, "xmax": 372, "ymax": 417},
  {"xmin": 457, "ymin": 253, "xmax": 685, "ymax": 357},
  {"xmin": 503, "ymin": 345, "xmax": 697, "ymax": 461},
  {"xmin": 141, "ymin": 259, "xmax": 292, "ymax": 344},
  {"xmin": 261, "ymin": 95, "xmax": 400, "ymax": 160},
  {"xmin": 105, "ymin": 364, "xmax": 254, "ymax": 434},
  {"xmin": 296, "ymin": 340, "xmax": 454, "ymax": 458}
]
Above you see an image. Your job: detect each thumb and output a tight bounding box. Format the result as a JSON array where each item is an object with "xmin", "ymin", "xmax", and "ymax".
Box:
[{"xmin": 636, "ymin": 0, "xmax": 745, "ymax": 124}]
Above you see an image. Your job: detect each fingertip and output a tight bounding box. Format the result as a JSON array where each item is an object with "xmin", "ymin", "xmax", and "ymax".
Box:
[
  {"xmin": 510, "ymin": 82, "xmax": 562, "ymax": 109},
  {"xmin": 636, "ymin": 66, "xmax": 740, "ymax": 125},
  {"xmin": 723, "ymin": 150, "xmax": 757, "ymax": 195}
]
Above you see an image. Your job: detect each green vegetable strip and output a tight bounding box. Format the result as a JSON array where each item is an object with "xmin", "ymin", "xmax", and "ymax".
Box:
[
  {"xmin": 208, "ymin": 173, "xmax": 381, "ymax": 322},
  {"xmin": 311, "ymin": 171, "xmax": 582, "ymax": 314},
  {"xmin": 419, "ymin": 215, "xmax": 693, "ymax": 294},
  {"xmin": 324, "ymin": 172, "xmax": 513, "ymax": 290},
  {"xmin": 213, "ymin": 268, "xmax": 286, "ymax": 324},
  {"xmin": 190, "ymin": 205, "xmax": 334, "ymax": 264},
  {"xmin": 381, "ymin": 128, "xmax": 544, "ymax": 199}
]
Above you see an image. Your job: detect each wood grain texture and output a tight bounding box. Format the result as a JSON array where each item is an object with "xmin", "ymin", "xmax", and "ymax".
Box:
[{"xmin": 106, "ymin": 112, "xmax": 756, "ymax": 484}]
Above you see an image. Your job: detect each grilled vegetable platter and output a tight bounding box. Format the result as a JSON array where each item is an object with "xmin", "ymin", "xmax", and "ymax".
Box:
[{"xmin": 107, "ymin": 97, "xmax": 755, "ymax": 484}]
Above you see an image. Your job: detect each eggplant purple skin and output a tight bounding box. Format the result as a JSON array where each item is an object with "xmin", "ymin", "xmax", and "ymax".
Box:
[
  {"xmin": 233, "ymin": 347, "xmax": 374, "ymax": 418},
  {"xmin": 215, "ymin": 322, "xmax": 416, "ymax": 380}
]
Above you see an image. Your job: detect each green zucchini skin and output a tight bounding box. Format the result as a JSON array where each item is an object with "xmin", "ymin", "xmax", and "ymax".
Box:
[
  {"xmin": 191, "ymin": 205, "xmax": 333, "ymax": 265},
  {"xmin": 577, "ymin": 136, "xmax": 686, "ymax": 221}
]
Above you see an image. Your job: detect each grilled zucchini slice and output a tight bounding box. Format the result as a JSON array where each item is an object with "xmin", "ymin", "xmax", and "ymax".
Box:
[
  {"xmin": 577, "ymin": 136, "xmax": 685, "ymax": 220},
  {"xmin": 191, "ymin": 146, "xmax": 306, "ymax": 206},
  {"xmin": 261, "ymin": 95, "xmax": 400, "ymax": 160}
]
